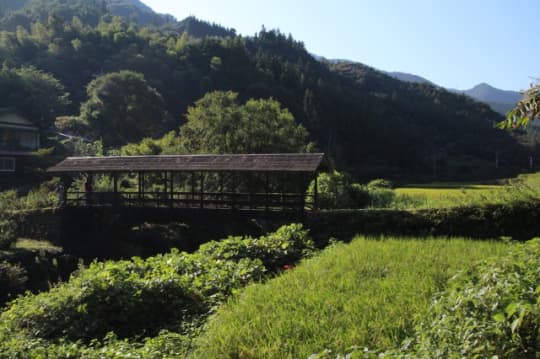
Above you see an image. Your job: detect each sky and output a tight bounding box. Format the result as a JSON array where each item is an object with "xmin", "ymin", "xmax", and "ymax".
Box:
[{"xmin": 142, "ymin": 0, "xmax": 539, "ymax": 92}]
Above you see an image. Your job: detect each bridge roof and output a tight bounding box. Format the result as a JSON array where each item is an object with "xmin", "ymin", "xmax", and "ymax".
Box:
[{"xmin": 47, "ymin": 153, "xmax": 326, "ymax": 173}]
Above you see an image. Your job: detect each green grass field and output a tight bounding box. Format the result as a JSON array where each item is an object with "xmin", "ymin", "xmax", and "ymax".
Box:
[
  {"xmin": 394, "ymin": 184, "xmax": 504, "ymax": 208},
  {"xmin": 192, "ymin": 237, "xmax": 509, "ymax": 358},
  {"xmin": 394, "ymin": 172, "xmax": 540, "ymax": 209}
]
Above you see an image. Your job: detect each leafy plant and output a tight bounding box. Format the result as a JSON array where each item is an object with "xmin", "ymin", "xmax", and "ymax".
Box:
[
  {"xmin": 396, "ymin": 238, "xmax": 540, "ymax": 358},
  {"xmin": 0, "ymin": 261, "xmax": 27, "ymax": 304},
  {"xmin": 0, "ymin": 224, "xmax": 314, "ymax": 357}
]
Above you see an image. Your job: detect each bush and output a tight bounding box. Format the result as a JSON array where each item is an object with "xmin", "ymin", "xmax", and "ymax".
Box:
[
  {"xmin": 308, "ymin": 171, "xmax": 371, "ymax": 209},
  {"xmin": 307, "ymin": 200, "xmax": 540, "ymax": 242},
  {"xmin": 0, "ymin": 217, "xmax": 16, "ymax": 250},
  {"xmin": 367, "ymin": 187, "xmax": 396, "ymax": 208},
  {"xmin": 0, "ymin": 224, "xmax": 315, "ymax": 357},
  {"xmin": 0, "ymin": 261, "xmax": 27, "ymax": 305},
  {"xmin": 197, "ymin": 223, "xmax": 314, "ymax": 270},
  {"xmin": 0, "ymin": 257, "xmax": 206, "ymax": 341},
  {"xmin": 367, "ymin": 179, "xmax": 393, "ymax": 189},
  {"xmin": 332, "ymin": 239, "xmax": 540, "ymax": 358},
  {"xmin": 396, "ymin": 238, "xmax": 540, "ymax": 358}
]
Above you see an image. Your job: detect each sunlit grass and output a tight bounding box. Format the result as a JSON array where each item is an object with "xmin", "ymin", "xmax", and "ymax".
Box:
[
  {"xmin": 393, "ymin": 174, "xmax": 540, "ymax": 209},
  {"xmin": 192, "ymin": 237, "xmax": 509, "ymax": 358},
  {"xmin": 12, "ymin": 239, "xmax": 62, "ymax": 253}
]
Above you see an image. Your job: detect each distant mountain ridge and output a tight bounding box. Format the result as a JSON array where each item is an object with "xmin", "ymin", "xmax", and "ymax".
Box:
[
  {"xmin": 385, "ymin": 71, "xmax": 523, "ymax": 115},
  {"xmin": 452, "ymin": 83, "xmax": 523, "ymax": 115}
]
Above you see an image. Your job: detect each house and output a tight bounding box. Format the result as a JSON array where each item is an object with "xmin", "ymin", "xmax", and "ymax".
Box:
[{"xmin": 0, "ymin": 109, "xmax": 40, "ymax": 174}]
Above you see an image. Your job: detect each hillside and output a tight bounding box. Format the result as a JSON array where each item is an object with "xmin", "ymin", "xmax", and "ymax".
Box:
[
  {"xmin": 384, "ymin": 69, "xmax": 523, "ymax": 115},
  {"xmin": 454, "ymin": 83, "xmax": 523, "ymax": 115},
  {"xmin": 387, "ymin": 71, "xmax": 434, "ymax": 85},
  {"xmin": 0, "ymin": 2, "xmax": 535, "ymax": 181}
]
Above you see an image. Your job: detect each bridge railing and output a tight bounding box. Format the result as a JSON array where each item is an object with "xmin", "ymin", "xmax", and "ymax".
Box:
[{"xmin": 65, "ymin": 191, "xmax": 314, "ymax": 212}]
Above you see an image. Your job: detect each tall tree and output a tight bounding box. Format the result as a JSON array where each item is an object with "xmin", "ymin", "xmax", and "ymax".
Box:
[
  {"xmin": 0, "ymin": 65, "xmax": 70, "ymax": 128},
  {"xmin": 181, "ymin": 91, "xmax": 308, "ymax": 154},
  {"xmin": 79, "ymin": 70, "xmax": 168, "ymax": 146}
]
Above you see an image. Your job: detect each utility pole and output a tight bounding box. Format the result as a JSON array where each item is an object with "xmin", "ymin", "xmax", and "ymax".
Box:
[{"xmin": 529, "ymin": 156, "xmax": 534, "ymax": 171}]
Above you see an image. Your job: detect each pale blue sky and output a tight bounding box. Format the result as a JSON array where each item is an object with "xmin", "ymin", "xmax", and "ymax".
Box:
[{"xmin": 142, "ymin": 0, "xmax": 538, "ymax": 92}]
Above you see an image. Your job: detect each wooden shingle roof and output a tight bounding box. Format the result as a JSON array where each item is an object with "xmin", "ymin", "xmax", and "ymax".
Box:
[{"xmin": 47, "ymin": 153, "xmax": 326, "ymax": 173}]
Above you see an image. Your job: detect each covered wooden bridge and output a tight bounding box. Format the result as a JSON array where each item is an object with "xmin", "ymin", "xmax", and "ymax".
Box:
[{"xmin": 47, "ymin": 153, "xmax": 327, "ymax": 214}]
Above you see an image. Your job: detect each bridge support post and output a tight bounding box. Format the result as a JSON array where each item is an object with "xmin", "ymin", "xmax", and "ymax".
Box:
[
  {"xmin": 265, "ymin": 172, "xmax": 269, "ymax": 216},
  {"xmin": 314, "ymin": 175, "xmax": 318, "ymax": 210},
  {"xmin": 169, "ymin": 172, "xmax": 174, "ymax": 207},
  {"xmin": 200, "ymin": 172, "xmax": 204, "ymax": 209},
  {"xmin": 113, "ymin": 173, "xmax": 118, "ymax": 208}
]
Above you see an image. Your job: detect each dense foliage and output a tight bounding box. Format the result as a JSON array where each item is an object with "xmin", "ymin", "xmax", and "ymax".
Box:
[
  {"xmin": 399, "ymin": 238, "xmax": 540, "ymax": 358},
  {"xmin": 0, "ymin": 224, "xmax": 314, "ymax": 357},
  {"xmin": 321, "ymin": 239, "xmax": 540, "ymax": 358},
  {"xmin": 0, "ymin": 65, "xmax": 70, "ymax": 128},
  {"xmin": 0, "ymin": 261, "xmax": 27, "ymax": 304},
  {"xmin": 0, "ymin": 191, "xmax": 17, "ymax": 249},
  {"xmin": 79, "ymin": 70, "xmax": 169, "ymax": 146},
  {"xmin": 307, "ymin": 172, "xmax": 396, "ymax": 209},
  {"xmin": 181, "ymin": 91, "xmax": 309, "ymax": 154}
]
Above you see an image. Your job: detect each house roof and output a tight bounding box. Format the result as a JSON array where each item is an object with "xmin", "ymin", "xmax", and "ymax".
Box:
[
  {"xmin": 0, "ymin": 110, "xmax": 39, "ymax": 131},
  {"xmin": 0, "ymin": 150, "xmax": 34, "ymax": 156},
  {"xmin": 47, "ymin": 153, "xmax": 327, "ymax": 173}
]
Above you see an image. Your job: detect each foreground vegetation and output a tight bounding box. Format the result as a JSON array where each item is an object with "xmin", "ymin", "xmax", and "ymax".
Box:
[
  {"xmin": 193, "ymin": 237, "xmax": 509, "ymax": 358},
  {"xmin": 0, "ymin": 224, "xmax": 315, "ymax": 358},
  {"xmin": 1, "ymin": 221, "xmax": 538, "ymax": 358}
]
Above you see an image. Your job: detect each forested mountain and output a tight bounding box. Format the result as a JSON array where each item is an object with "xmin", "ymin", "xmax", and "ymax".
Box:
[
  {"xmin": 387, "ymin": 71, "xmax": 434, "ymax": 85},
  {"xmin": 0, "ymin": 1, "xmax": 535, "ymax": 180}
]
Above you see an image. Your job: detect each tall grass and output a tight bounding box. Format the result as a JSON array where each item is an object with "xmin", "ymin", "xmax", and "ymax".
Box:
[{"xmin": 192, "ymin": 237, "xmax": 509, "ymax": 358}]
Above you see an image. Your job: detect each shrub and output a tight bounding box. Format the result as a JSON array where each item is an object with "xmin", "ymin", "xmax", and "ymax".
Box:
[
  {"xmin": 332, "ymin": 239, "xmax": 540, "ymax": 358},
  {"xmin": 0, "ymin": 224, "xmax": 314, "ymax": 357},
  {"xmin": 0, "ymin": 217, "xmax": 16, "ymax": 250},
  {"xmin": 0, "ymin": 258, "xmax": 206, "ymax": 341},
  {"xmin": 308, "ymin": 171, "xmax": 371, "ymax": 209},
  {"xmin": 197, "ymin": 223, "xmax": 314, "ymax": 270},
  {"xmin": 396, "ymin": 238, "xmax": 540, "ymax": 358},
  {"xmin": 366, "ymin": 187, "xmax": 396, "ymax": 208},
  {"xmin": 0, "ymin": 261, "xmax": 27, "ymax": 305},
  {"xmin": 367, "ymin": 179, "xmax": 393, "ymax": 189}
]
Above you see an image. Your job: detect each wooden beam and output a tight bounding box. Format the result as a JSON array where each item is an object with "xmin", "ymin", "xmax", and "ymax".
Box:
[
  {"xmin": 200, "ymin": 172, "xmax": 204, "ymax": 209},
  {"xmin": 265, "ymin": 172, "xmax": 269, "ymax": 214},
  {"xmin": 191, "ymin": 172, "xmax": 196, "ymax": 204},
  {"xmin": 170, "ymin": 172, "xmax": 174, "ymax": 205},
  {"xmin": 314, "ymin": 175, "xmax": 318, "ymax": 210}
]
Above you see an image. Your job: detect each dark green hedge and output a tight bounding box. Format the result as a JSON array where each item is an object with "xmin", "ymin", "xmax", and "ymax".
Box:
[{"xmin": 307, "ymin": 200, "xmax": 540, "ymax": 242}]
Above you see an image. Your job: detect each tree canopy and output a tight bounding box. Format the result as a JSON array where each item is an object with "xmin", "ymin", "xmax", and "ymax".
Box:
[
  {"xmin": 79, "ymin": 70, "xmax": 168, "ymax": 146},
  {"xmin": 181, "ymin": 91, "xmax": 309, "ymax": 154},
  {"xmin": 0, "ymin": 65, "xmax": 70, "ymax": 128}
]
